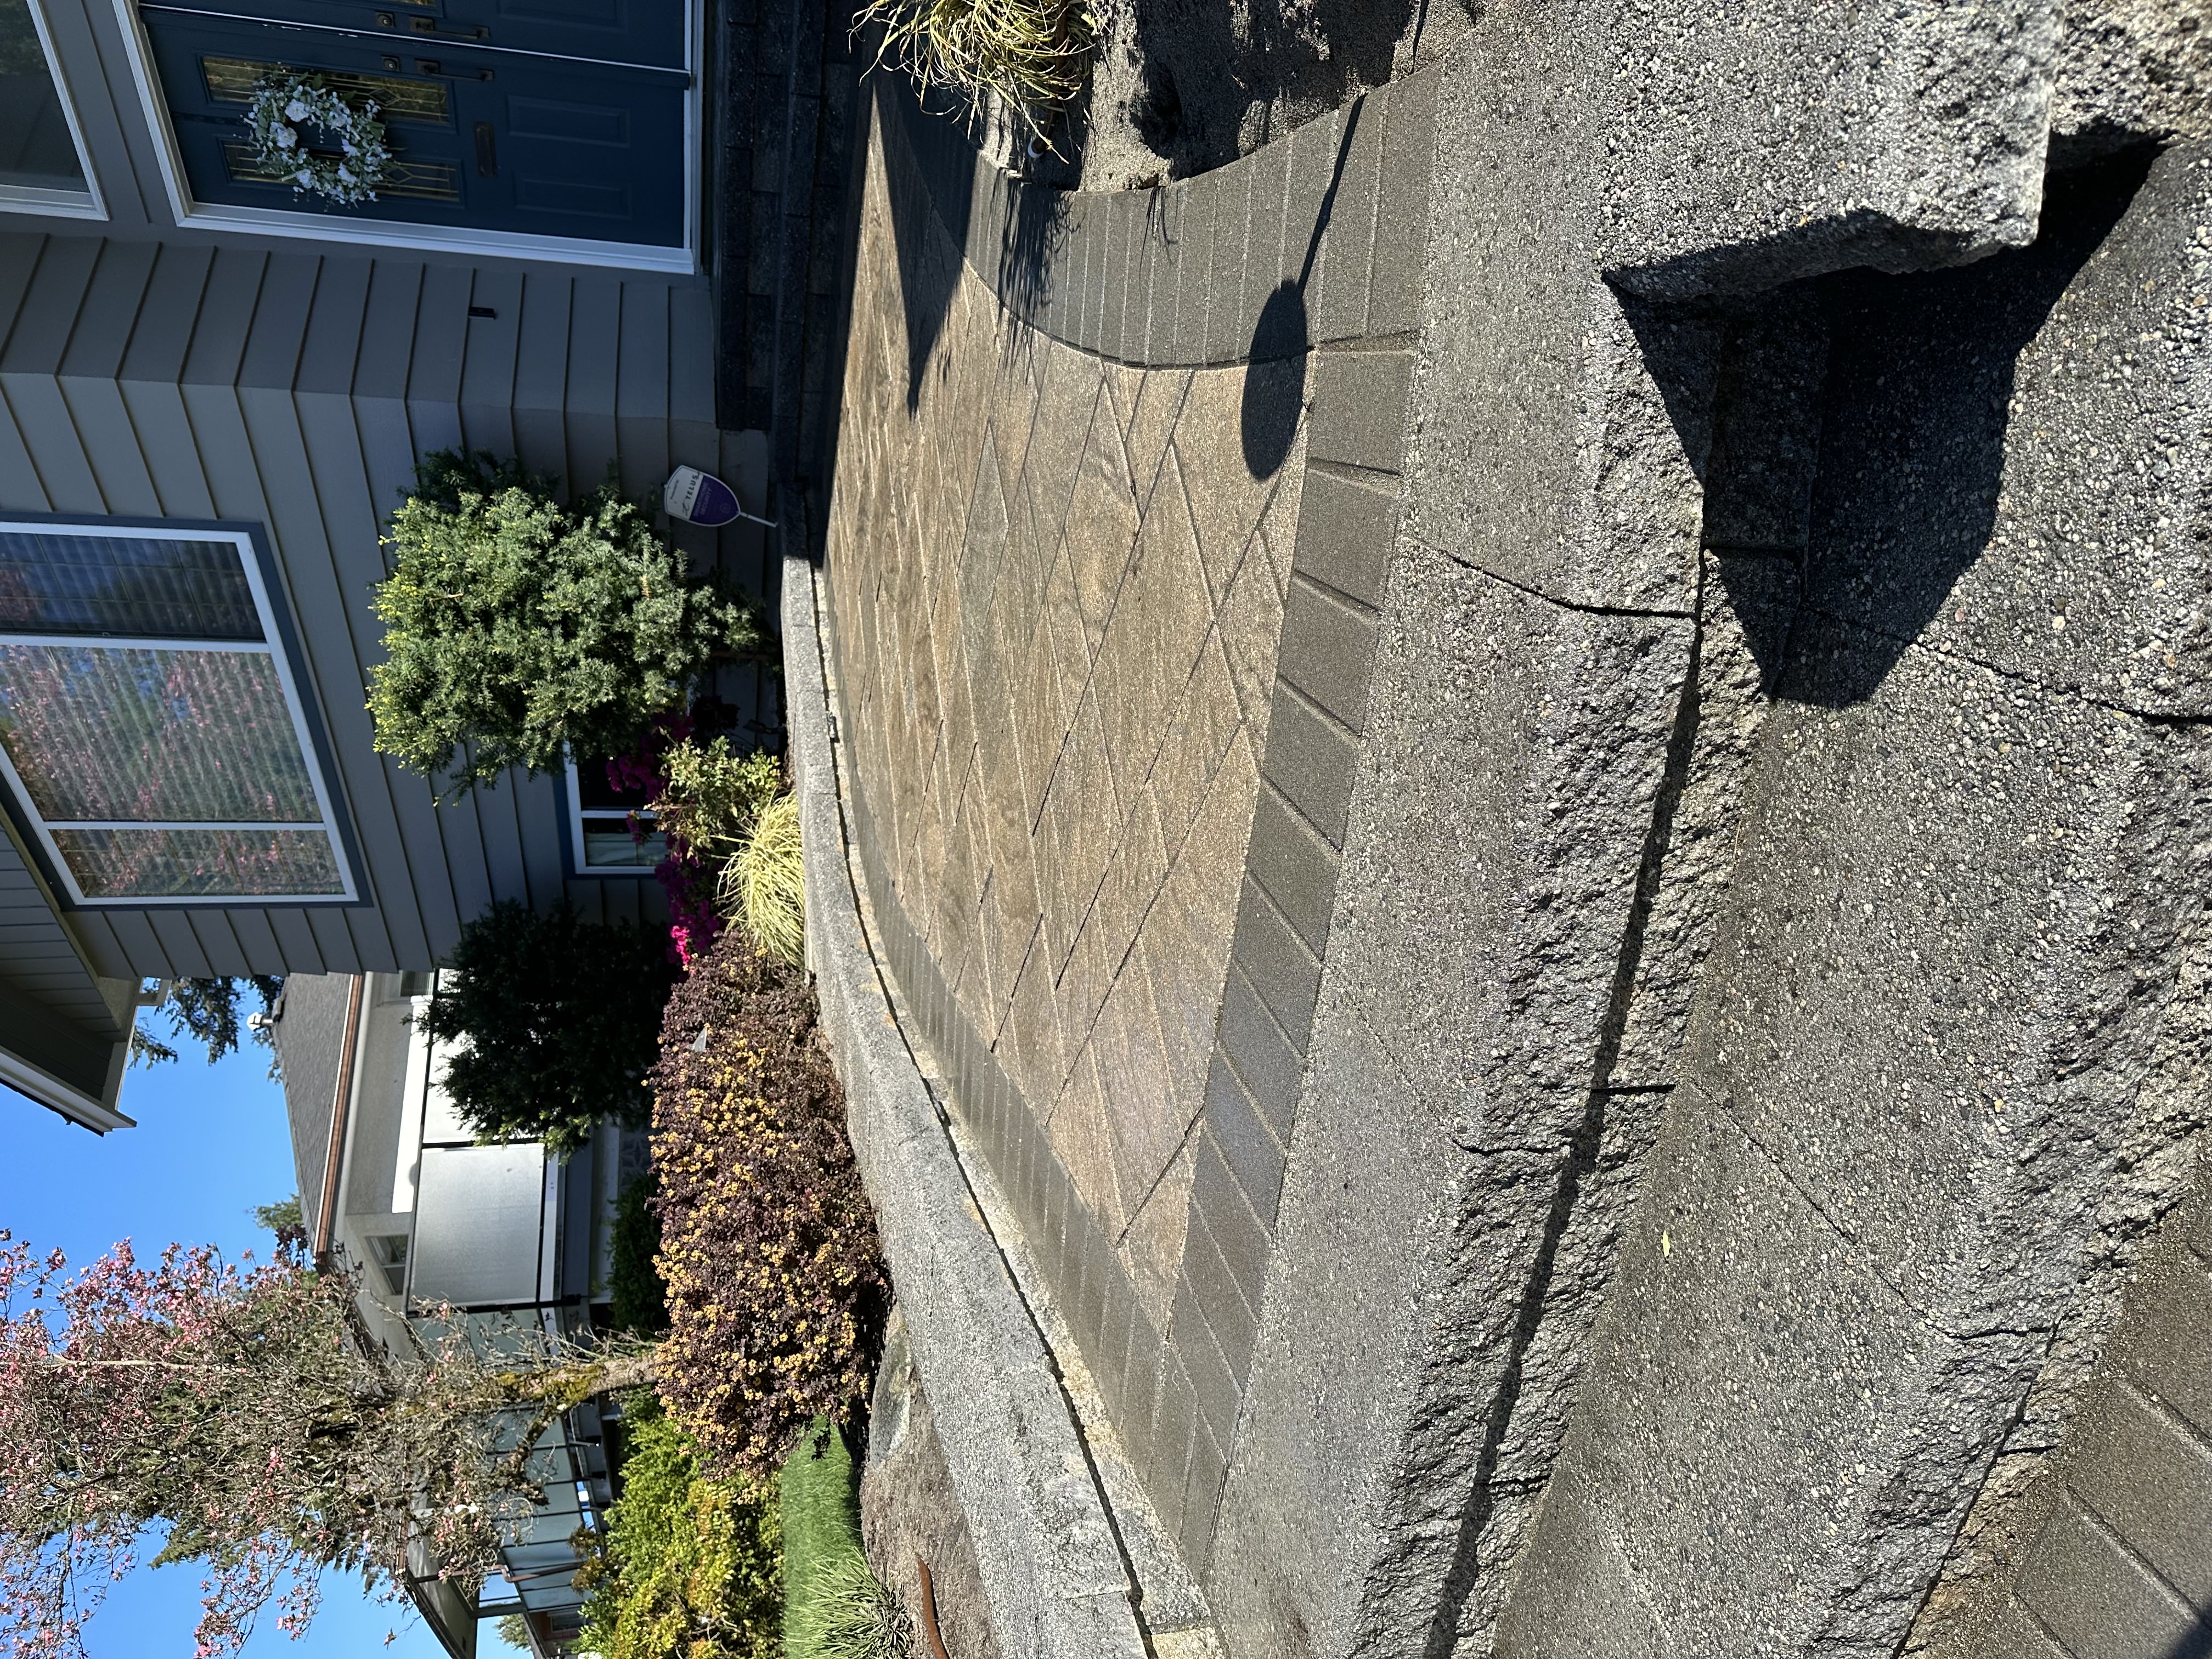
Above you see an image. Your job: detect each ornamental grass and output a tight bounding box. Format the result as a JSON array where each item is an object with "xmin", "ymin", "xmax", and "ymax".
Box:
[
  {"xmin": 650, "ymin": 932, "xmax": 888, "ymax": 1481},
  {"xmin": 860, "ymin": 0, "xmax": 1094, "ymax": 146},
  {"xmin": 721, "ymin": 791, "xmax": 805, "ymax": 967},
  {"xmin": 781, "ymin": 1422, "xmax": 912, "ymax": 1659}
]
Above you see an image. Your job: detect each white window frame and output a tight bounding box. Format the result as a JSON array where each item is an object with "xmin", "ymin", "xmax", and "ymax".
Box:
[
  {"xmin": 107, "ymin": 0, "xmax": 702, "ymax": 273},
  {"xmin": 563, "ymin": 756, "xmax": 667, "ymax": 876},
  {"xmin": 0, "ymin": 520, "xmax": 359, "ymax": 907},
  {"xmin": 1, "ymin": 0, "xmax": 109, "ymax": 221}
]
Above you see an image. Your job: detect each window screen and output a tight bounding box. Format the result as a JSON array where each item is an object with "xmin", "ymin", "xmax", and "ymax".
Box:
[{"xmin": 0, "ymin": 523, "xmax": 356, "ymax": 905}]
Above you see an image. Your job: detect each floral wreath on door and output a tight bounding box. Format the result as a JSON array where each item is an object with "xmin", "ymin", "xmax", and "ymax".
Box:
[{"xmin": 243, "ymin": 72, "xmax": 393, "ymax": 205}]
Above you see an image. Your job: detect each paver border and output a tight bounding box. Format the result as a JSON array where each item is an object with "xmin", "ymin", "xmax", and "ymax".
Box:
[{"xmin": 880, "ymin": 69, "xmax": 1435, "ymax": 371}]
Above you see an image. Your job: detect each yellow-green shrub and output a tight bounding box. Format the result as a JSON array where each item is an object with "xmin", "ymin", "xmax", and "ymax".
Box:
[{"xmin": 577, "ymin": 1404, "xmax": 781, "ymax": 1659}]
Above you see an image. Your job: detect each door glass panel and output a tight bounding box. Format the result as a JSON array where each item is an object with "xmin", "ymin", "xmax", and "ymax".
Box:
[
  {"xmin": 0, "ymin": 0, "xmax": 91, "ymax": 196},
  {"xmin": 497, "ymin": 0, "xmax": 624, "ymax": 20},
  {"xmin": 201, "ymin": 54, "xmax": 452, "ymax": 123},
  {"xmin": 221, "ymin": 140, "xmax": 460, "ymax": 200}
]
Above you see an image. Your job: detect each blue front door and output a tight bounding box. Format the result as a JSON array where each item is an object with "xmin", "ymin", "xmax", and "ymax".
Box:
[
  {"xmin": 140, "ymin": 2, "xmax": 688, "ymax": 247},
  {"xmin": 175, "ymin": 0, "xmax": 686, "ymax": 69}
]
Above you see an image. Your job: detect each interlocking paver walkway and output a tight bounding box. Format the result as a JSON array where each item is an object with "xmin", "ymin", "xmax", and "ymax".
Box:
[{"xmin": 825, "ymin": 106, "xmax": 1308, "ymax": 1327}]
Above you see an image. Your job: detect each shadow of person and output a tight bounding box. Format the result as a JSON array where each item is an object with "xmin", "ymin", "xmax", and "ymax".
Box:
[
  {"xmin": 1242, "ymin": 284, "xmax": 1310, "ymax": 478},
  {"xmin": 1239, "ymin": 104, "xmax": 1368, "ymax": 478},
  {"xmin": 2159, "ymin": 1610, "xmax": 2212, "ymax": 1659}
]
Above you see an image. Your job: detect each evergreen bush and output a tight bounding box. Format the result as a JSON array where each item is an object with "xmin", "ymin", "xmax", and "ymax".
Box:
[
  {"xmin": 650, "ymin": 935, "xmax": 887, "ymax": 1479},
  {"xmin": 366, "ymin": 450, "xmax": 760, "ymax": 795},
  {"xmin": 421, "ymin": 900, "xmax": 677, "ymax": 1155}
]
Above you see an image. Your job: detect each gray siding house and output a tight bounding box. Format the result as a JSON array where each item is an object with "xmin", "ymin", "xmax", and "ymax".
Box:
[{"xmin": 0, "ymin": 0, "xmax": 777, "ymax": 1129}]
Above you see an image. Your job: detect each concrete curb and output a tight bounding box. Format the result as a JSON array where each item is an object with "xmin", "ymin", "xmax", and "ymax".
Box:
[{"xmin": 781, "ymin": 543, "xmax": 1149, "ymax": 1659}]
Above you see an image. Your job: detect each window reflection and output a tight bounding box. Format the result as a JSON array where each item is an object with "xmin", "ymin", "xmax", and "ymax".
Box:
[
  {"xmin": 0, "ymin": 524, "xmax": 356, "ymax": 905},
  {"xmin": 0, "ymin": 0, "xmax": 93, "ymax": 203}
]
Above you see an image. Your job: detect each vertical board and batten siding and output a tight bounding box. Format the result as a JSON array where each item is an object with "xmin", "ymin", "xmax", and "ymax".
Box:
[{"xmin": 0, "ymin": 228, "xmax": 772, "ymax": 982}]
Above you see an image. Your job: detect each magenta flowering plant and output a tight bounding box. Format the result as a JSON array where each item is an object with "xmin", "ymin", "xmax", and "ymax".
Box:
[
  {"xmin": 605, "ymin": 712, "xmax": 726, "ymax": 967},
  {"xmin": 0, "ymin": 1231, "xmax": 656, "ymax": 1659}
]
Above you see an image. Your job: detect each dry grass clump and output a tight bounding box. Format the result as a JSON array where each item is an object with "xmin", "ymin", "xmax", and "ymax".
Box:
[{"xmin": 861, "ymin": 0, "xmax": 1094, "ymax": 144}]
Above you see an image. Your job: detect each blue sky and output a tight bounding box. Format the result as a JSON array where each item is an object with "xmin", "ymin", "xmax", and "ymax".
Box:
[{"xmin": 0, "ymin": 1043, "xmax": 460, "ymax": 1659}]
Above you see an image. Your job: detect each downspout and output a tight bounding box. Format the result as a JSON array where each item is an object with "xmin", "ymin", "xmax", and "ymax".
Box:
[{"xmin": 314, "ymin": 974, "xmax": 368, "ymax": 1265}]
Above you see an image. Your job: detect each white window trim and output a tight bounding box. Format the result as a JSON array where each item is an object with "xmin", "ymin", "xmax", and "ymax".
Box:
[
  {"xmin": 564, "ymin": 756, "xmax": 667, "ymax": 876},
  {"xmin": 0, "ymin": 520, "xmax": 360, "ymax": 907},
  {"xmin": 1, "ymin": 0, "xmax": 109, "ymax": 221},
  {"xmin": 108, "ymin": 0, "xmax": 701, "ymax": 273}
]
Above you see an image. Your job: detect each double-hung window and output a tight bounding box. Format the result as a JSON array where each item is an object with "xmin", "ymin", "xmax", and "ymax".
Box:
[{"xmin": 0, "ymin": 521, "xmax": 357, "ymax": 906}]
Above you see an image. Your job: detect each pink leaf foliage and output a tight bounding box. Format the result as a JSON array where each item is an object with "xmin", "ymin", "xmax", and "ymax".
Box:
[{"xmin": 0, "ymin": 1230, "xmax": 653, "ymax": 1659}]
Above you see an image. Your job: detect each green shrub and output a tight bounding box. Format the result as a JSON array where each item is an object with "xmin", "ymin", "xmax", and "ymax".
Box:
[
  {"xmin": 650, "ymin": 738, "xmax": 804, "ymax": 967},
  {"xmin": 609, "ymin": 1173, "xmax": 670, "ymax": 1336},
  {"xmin": 366, "ymin": 450, "xmax": 760, "ymax": 795},
  {"xmin": 421, "ymin": 900, "xmax": 677, "ymax": 1155},
  {"xmin": 651, "ymin": 936, "xmax": 887, "ymax": 1479},
  {"xmin": 780, "ymin": 1423, "xmax": 910, "ymax": 1659},
  {"xmin": 860, "ymin": 0, "xmax": 1093, "ymax": 144},
  {"xmin": 577, "ymin": 1402, "xmax": 781, "ymax": 1659}
]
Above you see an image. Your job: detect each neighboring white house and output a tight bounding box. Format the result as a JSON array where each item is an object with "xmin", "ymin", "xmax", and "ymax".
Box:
[{"xmin": 273, "ymin": 968, "xmax": 646, "ymax": 1658}]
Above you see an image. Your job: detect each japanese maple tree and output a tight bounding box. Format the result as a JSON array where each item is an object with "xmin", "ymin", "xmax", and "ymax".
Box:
[{"xmin": 0, "ymin": 1229, "xmax": 653, "ymax": 1659}]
